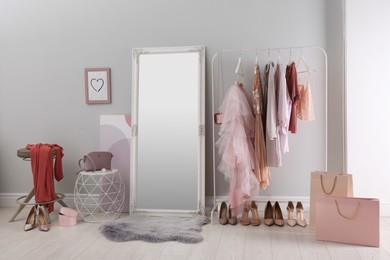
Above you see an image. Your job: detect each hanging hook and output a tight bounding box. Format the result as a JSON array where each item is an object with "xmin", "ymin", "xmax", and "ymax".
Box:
[
  {"xmin": 300, "ymin": 47, "xmax": 306, "ymax": 65},
  {"xmin": 254, "ymin": 49, "xmax": 259, "ymax": 74},
  {"xmin": 278, "ymin": 48, "xmax": 281, "ymax": 63},
  {"xmin": 255, "ymin": 48, "xmax": 258, "ymax": 65},
  {"xmin": 268, "ymin": 48, "xmax": 271, "ymax": 62},
  {"xmin": 289, "ymin": 47, "xmax": 293, "ymax": 64},
  {"xmin": 235, "ymin": 50, "xmax": 244, "ymax": 79},
  {"xmin": 297, "ymin": 47, "xmax": 314, "ymax": 73}
]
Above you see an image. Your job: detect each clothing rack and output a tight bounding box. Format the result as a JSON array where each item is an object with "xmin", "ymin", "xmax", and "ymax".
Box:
[{"xmin": 210, "ymin": 45, "xmax": 329, "ymax": 221}]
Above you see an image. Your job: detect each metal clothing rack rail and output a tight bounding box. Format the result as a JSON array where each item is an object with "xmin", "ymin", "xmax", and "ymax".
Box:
[{"xmin": 210, "ymin": 45, "xmax": 329, "ymax": 221}]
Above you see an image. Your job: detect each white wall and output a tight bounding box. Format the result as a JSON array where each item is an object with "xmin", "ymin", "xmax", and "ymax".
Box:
[
  {"xmin": 345, "ymin": 0, "xmax": 390, "ymax": 212},
  {"xmin": 325, "ymin": 0, "xmax": 344, "ymax": 172},
  {"xmin": 0, "ymin": 0, "xmax": 343, "ymax": 203}
]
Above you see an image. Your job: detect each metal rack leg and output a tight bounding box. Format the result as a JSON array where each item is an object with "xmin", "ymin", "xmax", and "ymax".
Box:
[
  {"xmin": 56, "ymin": 194, "xmax": 68, "ymax": 207},
  {"xmin": 210, "ymin": 204, "xmax": 217, "ymax": 224},
  {"xmin": 9, "ymin": 190, "xmax": 68, "ymax": 222},
  {"xmin": 9, "ymin": 189, "xmax": 34, "ymax": 222}
]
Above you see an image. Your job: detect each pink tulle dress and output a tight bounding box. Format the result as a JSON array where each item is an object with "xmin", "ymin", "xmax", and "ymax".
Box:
[{"xmin": 216, "ymin": 81, "xmax": 259, "ymax": 215}]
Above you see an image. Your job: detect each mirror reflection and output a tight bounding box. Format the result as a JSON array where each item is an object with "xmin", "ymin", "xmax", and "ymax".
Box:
[{"xmin": 131, "ymin": 46, "xmax": 205, "ymax": 215}]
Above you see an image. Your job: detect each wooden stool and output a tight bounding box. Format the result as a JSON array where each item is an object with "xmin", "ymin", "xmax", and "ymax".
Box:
[{"xmin": 9, "ymin": 148, "xmax": 68, "ymax": 222}]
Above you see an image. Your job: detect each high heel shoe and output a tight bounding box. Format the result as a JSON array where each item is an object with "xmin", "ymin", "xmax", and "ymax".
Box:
[
  {"xmin": 219, "ymin": 201, "xmax": 228, "ymax": 225},
  {"xmin": 24, "ymin": 205, "xmax": 37, "ymax": 231},
  {"xmin": 240, "ymin": 206, "xmax": 250, "ymax": 226},
  {"xmin": 264, "ymin": 201, "xmax": 274, "ymax": 226},
  {"xmin": 273, "ymin": 201, "xmax": 284, "ymax": 227},
  {"xmin": 250, "ymin": 201, "xmax": 260, "ymax": 226},
  {"xmin": 296, "ymin": 202, "xmax": 307, "ymax": 227},
  {"xmin": 37, "ymin": 206, "xmax": 50, "ymax": 232},
  {"xmin": 286, "ymin": 201, "xmax": 297, "ymax": 227},
  {"xmin": 227, "ymin": 203, "xmax": 238, "ymax": 225}
]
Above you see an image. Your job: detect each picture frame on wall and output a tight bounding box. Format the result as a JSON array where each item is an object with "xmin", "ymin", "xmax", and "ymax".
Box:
[{"xmin": 84, "ymin": 68, "xmax": 111, "ymax": 104}]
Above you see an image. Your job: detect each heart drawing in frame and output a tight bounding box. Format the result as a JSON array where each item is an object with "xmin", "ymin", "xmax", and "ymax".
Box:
[
  {"xmin": 85, "ymin": 68, "xmax": 111, "ymax": 104},
  {"xmin": 90, "ymin": 78, "xmax": 105, "ymax": 92}
]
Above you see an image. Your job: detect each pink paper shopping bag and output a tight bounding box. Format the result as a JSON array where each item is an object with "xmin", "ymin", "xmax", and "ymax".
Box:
[
  {"xmin": 309, "ymin": 171, "xmax": 353, "ymax": 229},
  {"xmin": 316, "ymin": 196, "xmax": 380, "ymax": 247}
]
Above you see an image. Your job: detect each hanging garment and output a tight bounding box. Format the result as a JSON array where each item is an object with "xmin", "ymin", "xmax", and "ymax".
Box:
[
  {"xmin": 216, "ymin": 82, "xmax": 259, "ymax": 214},
  {"xmin": 26, "ymin": 143, "xmax": 64, "ymax": 213},
  {"xmin": 275, "ymin": 63, "xmax": 291, "ymax": 154},
  {"xmin": 253, "ymin": 65, "xmax": 265, "ymax": 116},
  {"xmin": 265, "ymin": 62, "xmax": 282, "ymax": 167},
  {"xmin": 297, "ymin": 70, "xmax": 315, "ymax": 121},
  {"xmin": 252, "ymin": 64, "xmax": 270, "ymax": 189},
  {"xmin": 286, "ymin": 62, "xmax": 300, "ymax": 133},
  {"xmin": 262, "ymin": 65, "xmax": 268, "ymax": 125}
]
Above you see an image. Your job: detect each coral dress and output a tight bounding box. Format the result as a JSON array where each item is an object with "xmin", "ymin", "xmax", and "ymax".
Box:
[{"xmin": 216, "ymin": 81, "xmax": 259, "ymax": 214}]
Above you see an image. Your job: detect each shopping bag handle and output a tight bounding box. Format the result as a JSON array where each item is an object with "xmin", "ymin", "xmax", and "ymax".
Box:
[
  {"xmin": 335, "ymin": 200, "xmax": 360, "ymax": 219},
  {"xmin": 320, "ymin": 175, "xmax": 337, "ymax": 194}
]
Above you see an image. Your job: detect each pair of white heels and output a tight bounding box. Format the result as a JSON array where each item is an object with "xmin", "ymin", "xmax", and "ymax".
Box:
[
  {"xmin": 286, "ymin": 201, "xmax": 307, "ymax": 227},
  {"xmin": 24, "ymin": 205, "xmax": 51, "ymax": 232}
]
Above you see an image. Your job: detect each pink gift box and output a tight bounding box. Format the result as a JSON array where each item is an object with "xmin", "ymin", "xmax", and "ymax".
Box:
[{"xmin": 58, "ymin": 207, "xmax": 78, "ymax": 227}]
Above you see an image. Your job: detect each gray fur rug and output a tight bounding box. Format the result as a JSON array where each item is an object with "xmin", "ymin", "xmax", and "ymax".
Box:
[{"xmin": 100, "ymin": 215, "xmax": 210, "ymax": 243}]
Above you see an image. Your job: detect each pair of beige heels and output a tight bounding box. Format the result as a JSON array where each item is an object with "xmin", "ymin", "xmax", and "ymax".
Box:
[
  {"xmin": 240, "ymin": 201, "xmax": 261, "ymax": 226},
  {"xmin": 264, "ymin": 201, "xmax": 285, "ymax": 226},
  {"xmin": 286, "ymin": 201, "xmax": 307, "ymax": 227},
  {"xmin": 219, "ymin": 201, "xmax": 237, "ymax": 225},
  {"xmin": 24, "ymin": 205, "xmax": 51, "ymax": 232},
  {"xmin": 219, "ymin": 201, "xmax": 260, "ymax": 226}
]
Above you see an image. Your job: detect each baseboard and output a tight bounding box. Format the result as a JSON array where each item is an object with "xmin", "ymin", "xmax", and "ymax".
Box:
[
  {"xmin": 1, "ymin": 193, "xmax": 389, "ymax": 217},
  {"xmin": 379, "ymin": 200, "xmax": 390, "ymax": 216}
]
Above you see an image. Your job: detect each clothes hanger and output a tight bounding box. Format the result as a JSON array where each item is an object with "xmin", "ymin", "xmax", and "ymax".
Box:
[
  {"xmin": 235, "ymin": 50, "xmax": 244, "ymax": 83},
  {"xmin": 297, "ymin": 48, "xmax": 317, "ymax": 73},
  {"xmin": 267, "ymin": 48, "xmax": 273, "ymax": 63},
  {"xmin": 297, "ymin": 48, "xmax": 308, "ymax": 70},
  {"xmin": 277, "ymin": 48, "xmax": 281, "ymax": 64},
  {"xmin": 289, "ymin": 48, "xmax": 293, "ymax": 65},
  {"xmin": 255, "ymin": 49, "xmax": 259, "ymax": 65}
]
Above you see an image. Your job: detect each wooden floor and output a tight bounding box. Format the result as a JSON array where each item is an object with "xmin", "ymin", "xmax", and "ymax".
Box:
[{"xmin": 1, "ymin": 207, "xmax": 390, "ymax": 260}]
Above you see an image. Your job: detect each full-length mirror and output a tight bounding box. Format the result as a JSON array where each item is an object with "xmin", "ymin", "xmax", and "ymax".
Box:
[{"xmin": 130, "ymin": 46, "xmax": 205, "ymax": 215}]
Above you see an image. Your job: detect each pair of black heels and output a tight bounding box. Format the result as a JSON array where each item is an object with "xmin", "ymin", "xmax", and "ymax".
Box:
[{"xmin": 24, "ymin": 205, "xmax": 50, "ymax": 232}]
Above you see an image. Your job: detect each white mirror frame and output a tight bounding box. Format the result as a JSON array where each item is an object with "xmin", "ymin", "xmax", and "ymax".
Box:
[{"xmin": 130, "ymin": 45, "xmax": 205, "ymax": 216}]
